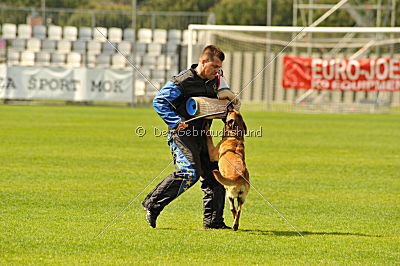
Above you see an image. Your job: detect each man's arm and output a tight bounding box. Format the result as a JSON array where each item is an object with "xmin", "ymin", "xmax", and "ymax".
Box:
[{"xmin": 153, "ymin": 80, "xmax": 185, "ymax": 129}]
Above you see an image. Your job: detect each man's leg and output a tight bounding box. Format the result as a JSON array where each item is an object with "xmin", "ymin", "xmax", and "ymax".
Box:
[
  {"xmin": 141, "ymin": 132, "xmax": 202, "ymax": 227},
  {"xmin": 200, "ymin": 158, "xmax": 229, "ymax": 229}
]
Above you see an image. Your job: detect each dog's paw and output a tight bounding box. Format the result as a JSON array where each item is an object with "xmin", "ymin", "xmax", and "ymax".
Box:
[{"xmin": 233, "ymin": 224, "xmax": 239, "ymax": 231}]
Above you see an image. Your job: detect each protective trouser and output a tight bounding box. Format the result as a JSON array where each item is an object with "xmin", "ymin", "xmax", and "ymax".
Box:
[{"xmin": 141, "ymin": 122, "xmax": 226, "ymax": 227}]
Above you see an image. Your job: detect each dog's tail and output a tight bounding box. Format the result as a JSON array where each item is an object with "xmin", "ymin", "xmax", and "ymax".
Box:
[{"xmin": 212, "ymin": 169, "xmax": 241, "ymax": 186}]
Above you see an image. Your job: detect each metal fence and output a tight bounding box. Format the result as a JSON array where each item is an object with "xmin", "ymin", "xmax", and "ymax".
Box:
[{"xmin": 0, "ymin": 5, "xmax": 215, "ymax": 30}]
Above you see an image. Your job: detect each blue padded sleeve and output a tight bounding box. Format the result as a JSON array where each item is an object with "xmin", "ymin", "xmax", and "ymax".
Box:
[{"xmin": 153, "ymin": 80, "xmax": 182, "ymax": 129}]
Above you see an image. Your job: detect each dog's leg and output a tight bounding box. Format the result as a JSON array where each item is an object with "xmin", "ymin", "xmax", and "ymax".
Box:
[
  {"xmin": 228, "ymin": 197, "xmax": 237, "ymax": 218},
  {"xmin": 233, "ymin": 197, "xmax": 244, "ymax": 231},
  {"xmin": 206, "ymin": 130, "xmax": 219, "ymax": 162}
]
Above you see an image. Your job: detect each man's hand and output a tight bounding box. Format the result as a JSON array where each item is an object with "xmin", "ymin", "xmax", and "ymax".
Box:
[
  {"xmin": 176, "ymin": 121, "xmax": 188, "ymax": 130},
  {"xmin": 217, "ymin": 89, "xmax": 241, "ymax": 106}
]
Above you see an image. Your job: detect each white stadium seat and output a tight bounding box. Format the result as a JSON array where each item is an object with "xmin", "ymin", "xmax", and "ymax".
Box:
[
  {"xmin": 79, "ymin": 27, "xmax": 92, "ymax": 41},
  {"xmin": 134, "ymin": 42, "xmax": 147, "ymax": 55},
  {"xmin": 20, "ymin": 51, "xmax": 35, "ymax": 66},
  {"xmin": 7, "ymin": 50, "xmax": 20, "ymax": 65},
  {"xmin": 167, "ymin": 30, "xmax": 182, "ymax": 44},
  {"xmin": 117, "ymin": 41, "xmax": 132, "ymax": 56},
  {"xmin": 72, "ymin": 40, "xmax": 86, "ymax": 53},
  {"xmin": 87, "ymin": 40, "xmax": 101, "ymax": 55},
  {"xmin": 167, "ymin": 69, "xmax": 179, "ymax": 78},
  {"xmin": 51, "ymin": 52, "xmax": 66, "ymax": 67},
  {"xmin": 156, "ymin": 55, "xmax": 173, "ymax": 70},
  {"xmin": 2, "ymin": 23, "xmax": 17, "ymax": 39},
  {"xmin": 57, "ymin": 40, "xmax": 72, "ymax": 53},
  {"xmin": 17, "ymin": 24, "xmax": 32, "ymax": 39},
  {"xmin": 26, "ymin": 38, "xmax": 41, "ymax": 52},
  {"xmin": 35, "ymin": 52, "xmax": 51, "ymax": 66},
  {"xmin": 33, "ymin": 25, "xmax": 47, "ymax": 40},
  {"xmin": 41, "ymin": 40, "xmax": 56, "ymax": 52},
  {"xmin": 138, "ymin": 28, "xmax": 152, "ymax": 43},
  {"xmin": 48, "ymin": 25, "xmax": 62, "ymax": 40},
  {"xmin": 123, "ymin": 28, "xmax": 135, "ymax": 42},
  {"xmin": 151, "ymin": 69, "xmax": 165, "ymax": 80},
  {"xmin": 93, "ymin": 27, "xmax": 108, "ymax": 42},
  {"xmin": 63, "ymin": 26, "xmax": 78, "ymax": 41},
  {"xmin": 165, "ymin": 43, "xmax": 178, "ymax": 55},
  {"xmin": 182, "ymin": 30, "xmax": 197, "ymax": 45},
  {"xmin": 141, "ymin": 55, "xmax": 157, "ymax": 69},
  {"xmin": 136, "ymin": 68, "xmax": 151, "ymax": 80},
  {"xmin": 153, "ymin": 29, "xmax": 167, "ymax": 44},
  {"xmin": 147, "ymin": 43, "xmax": 162, "ymax": 56},
  {"xmin": 11, "ymin": 39, "xmax": 26, "ymax": 52},
  {"xmin": 108, "ymin": 27, "xmax": 122, "ymax": 43},
  {"xmin": 96, "ymin": 54, "xmax": 110, "ymax": 68},
  {"xmin": 135, "ymin": 80, "xmax": 146, "ymax": 96},
  {"xmin": 102, "ymin": 42, "xmax": 116, "ymax": 55},
  {"xmin": 83, "ymin": 54, "xmax": 96, "ymax": 68},
  {"xmin": 146, "ymin": 81, "xmax": 161, "ymax": 97},
  {"xmin": 111, "ymin": 54, "xmax": 126, "ymax": 69},
  {"xmin": 66, "ymin": 52, "xmax": 82, "ymax": 68}
]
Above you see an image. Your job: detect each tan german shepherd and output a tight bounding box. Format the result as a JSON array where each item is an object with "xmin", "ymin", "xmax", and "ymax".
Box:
[{"xmin": 206, "ymin": 108, "xmax": 250, "ymax": 231}]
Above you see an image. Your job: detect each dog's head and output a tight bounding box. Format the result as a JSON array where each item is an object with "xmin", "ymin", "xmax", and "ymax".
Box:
[{"xmin": 224, "ymin": 109, "xmax": 247, "ymax": 138}]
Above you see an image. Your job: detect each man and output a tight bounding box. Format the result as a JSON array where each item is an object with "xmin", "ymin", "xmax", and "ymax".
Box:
[{"xmin": 142, "ymin": 45, "xmax": 240, "ymax": 229}]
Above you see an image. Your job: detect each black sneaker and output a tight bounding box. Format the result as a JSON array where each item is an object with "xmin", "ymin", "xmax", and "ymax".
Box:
[
  {"xmin": 204, "ymin": 223, "xmax": 232, "ymax": 230},
  {"xmin": 145, "ymin": 209, "xmax": 158, "ymax": 228}
]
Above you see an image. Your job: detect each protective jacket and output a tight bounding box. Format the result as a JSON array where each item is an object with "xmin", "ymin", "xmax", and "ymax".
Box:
[{"xmin": 153, "ymin": 64, "xmax": 219, "ymax": 128}]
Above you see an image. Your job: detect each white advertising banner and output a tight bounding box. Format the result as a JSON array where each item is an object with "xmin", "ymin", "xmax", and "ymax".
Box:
[
  {"xmin": 0, "ymin": 65, "xmax": 134, "ymax": 102},
  {"xmin": 84, "ymin": 68, "xmax": 133, "ymax": 102}
]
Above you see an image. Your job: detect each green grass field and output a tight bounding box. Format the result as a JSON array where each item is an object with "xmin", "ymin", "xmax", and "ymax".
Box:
[{"xmin": 1, "ymin": 105, "xmax": 399, "ymax": 264}]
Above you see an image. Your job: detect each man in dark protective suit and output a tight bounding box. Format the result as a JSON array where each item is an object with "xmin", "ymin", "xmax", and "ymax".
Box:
[{"xmin": 142, "ymin": 45, "xmax": 240, "ymax": 229}]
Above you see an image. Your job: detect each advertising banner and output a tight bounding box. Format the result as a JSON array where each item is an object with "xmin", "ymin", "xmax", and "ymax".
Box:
[
  {"xmin": 0, "ymin": 65, "xmax": 134, "ymax": 102},
  {"xmin": 283, "ymin": 56, "xmax": 400, "ymax": 91}
]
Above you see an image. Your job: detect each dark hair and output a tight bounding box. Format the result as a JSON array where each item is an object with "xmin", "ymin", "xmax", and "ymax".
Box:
[{"xmin": 200, "ymin": 45, "xmax": 225, "ymax": 62}]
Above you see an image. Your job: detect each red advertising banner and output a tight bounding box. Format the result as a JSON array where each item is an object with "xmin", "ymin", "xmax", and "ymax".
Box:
[{"xmin": 282, "ymin": 56, "xmax": 400, "ymax": 91}]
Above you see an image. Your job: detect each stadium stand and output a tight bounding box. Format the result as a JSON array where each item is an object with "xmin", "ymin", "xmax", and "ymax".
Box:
[{"xmin": 1, "ymin": 24, "xmax": 187, "ymax": 87}]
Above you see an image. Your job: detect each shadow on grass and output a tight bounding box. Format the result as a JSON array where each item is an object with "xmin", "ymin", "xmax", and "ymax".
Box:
[{"xmin": 240, "ymin": 229, "xmax": 382, "ymax": 238}]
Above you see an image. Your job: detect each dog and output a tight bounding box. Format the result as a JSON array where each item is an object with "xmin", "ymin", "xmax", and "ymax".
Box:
[{"xmin": 206, "ymin": 107, "xmax": 250, "ymax": 231}]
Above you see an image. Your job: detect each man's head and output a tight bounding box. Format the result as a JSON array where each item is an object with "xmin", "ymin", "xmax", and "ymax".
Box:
[{"xmin": 196, "ymin": 45, "xmax": 225, "ymax": 80}]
